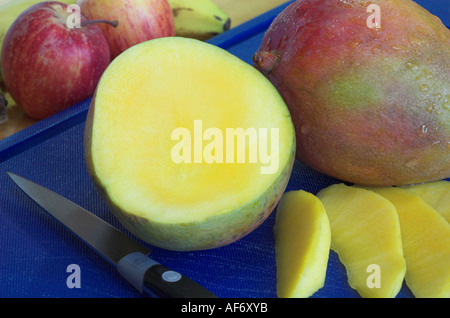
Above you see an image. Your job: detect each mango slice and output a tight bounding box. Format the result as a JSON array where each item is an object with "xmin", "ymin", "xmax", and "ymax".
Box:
[
  {"xmin": 273, "ymin": 190, "xmax": 331, "ymax": 298},
  {"xmin": 317, "ymin": 184, "xmax": 406, "ymax": 298},
  {"xmin": 366, "ymin": 187, "xmax": 450, "ymax": 298},
  {"xmin": 403, "ymin": 181, "xmax": 450, "ymax": 224}
]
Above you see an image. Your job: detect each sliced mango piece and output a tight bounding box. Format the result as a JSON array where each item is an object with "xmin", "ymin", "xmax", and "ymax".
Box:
[
  {"xmin": 273, "ymin": 190, "xmax": 331, "ymax": 298},
  {"xmin": 317, "ymin": 184, "xmax": 406, "ymax": 298},
  {"xmin": 403, "ymin": 180, "xmax": 450, "ymax": 224},
  {"xmin": 365, "ymin": 186, "xmax": 450, "ymax": 298}
]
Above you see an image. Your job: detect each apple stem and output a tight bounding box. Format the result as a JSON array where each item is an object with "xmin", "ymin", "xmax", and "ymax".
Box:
[{"xmin": 81, "ymin": 19, "xmax": 119, "ymax": 28}]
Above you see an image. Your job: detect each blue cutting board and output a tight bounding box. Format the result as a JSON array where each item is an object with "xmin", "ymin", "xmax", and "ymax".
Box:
[{"xmin": 0, "ymin": 0, "xmax": 449, "ymax": 298}]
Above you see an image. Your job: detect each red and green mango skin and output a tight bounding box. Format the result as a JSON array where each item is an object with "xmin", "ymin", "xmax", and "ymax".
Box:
[{"xmin": 253, "ymin": 0, "xmax": 450, "ymax": 186}]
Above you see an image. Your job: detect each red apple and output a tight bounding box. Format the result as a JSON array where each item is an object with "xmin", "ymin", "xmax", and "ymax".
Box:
[
  {"xmin": 78, "ymin": 0, "xmax": 175, "ymax": 59},
  {"xmin": 0, "ymin": 1, "xmax": 112, "ymax": 120}
]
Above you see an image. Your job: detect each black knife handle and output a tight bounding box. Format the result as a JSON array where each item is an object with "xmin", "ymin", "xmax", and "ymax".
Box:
[
  {"xmin": 117, "ymin": 252, "xmax": 217, "ymax": 298},
  {"xmin": 143, "ymin": 264, "xmax": 217, "ymax": 298}
]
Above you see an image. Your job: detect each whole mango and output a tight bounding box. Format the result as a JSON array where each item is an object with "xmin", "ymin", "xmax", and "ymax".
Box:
[{"xmin": 253, "ymin": 0, "xmax": 450, "ymax": 186}]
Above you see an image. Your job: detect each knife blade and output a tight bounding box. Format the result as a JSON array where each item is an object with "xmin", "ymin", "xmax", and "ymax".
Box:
[{"xmin": 7, "ymin": 172, "xmax": 217, "ymax": 298}]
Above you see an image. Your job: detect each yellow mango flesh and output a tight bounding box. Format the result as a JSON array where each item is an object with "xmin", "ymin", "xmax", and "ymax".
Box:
[
  {"xmin": 317, "ymin": 184, "xmax": 406, "ymax": 298},
  {"xmin": 403, "ymin": 181, "xmax": 450, "ymax": 224},
  {"xmin": 366, "ymin": 187, "xmax": 450, "ymax": 298},
  {"xmin": 89, "ymin": 37, "xmax": 294, "ymax": 225},
  {"xmin": 274, "ymin": 190, "xmax": 331, "ymax": 298}
]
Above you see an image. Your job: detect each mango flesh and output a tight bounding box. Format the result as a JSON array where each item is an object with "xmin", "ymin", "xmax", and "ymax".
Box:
[
  {"xmin": 84, "ymin": 37, "xmax": 296, "ymax": 251},
  {"xmin": 365, "ymin": 186, "xmax": 450, "ymax": 298},
  {"xmin": 403, "ymin": 180, "xmax": 450, "ymax": 223},
  {"xmin": 253, "ymin": 0, "xmax": 450, "ymax": 186},
  {"xmin": 317, "ymin": 184, "xmax": 406, "ymax": 298},
  {"xmin": 273, "ymin": 190, "xmax": 331, "ymax": 298}
]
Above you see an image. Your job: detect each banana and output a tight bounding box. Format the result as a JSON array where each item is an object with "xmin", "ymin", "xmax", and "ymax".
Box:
[
  {"xmin": 168, "ymin": 0, "xmax": 231, "ymax": 41},
  {"xmin": 0, "ymin": 0, "xmax": 76, "ymax": 83}
]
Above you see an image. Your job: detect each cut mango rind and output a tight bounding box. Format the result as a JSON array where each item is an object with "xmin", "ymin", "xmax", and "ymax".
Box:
[
  {"xmin": 274, "ymin": 190, "xmax": 331, "ymax": 298},
  {"xmin": 317, "ymin": 184, "xmax": 406, "ymax": 298}
]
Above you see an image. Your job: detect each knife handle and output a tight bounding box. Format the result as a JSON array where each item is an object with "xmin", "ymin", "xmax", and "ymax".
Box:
[
  {"xmin": 143, "ymin": 264, "xmax": 217, "ymax": 298},
  {"xmin": 117, "ymin": 252, "xmax": 217, "ymax": 298}
]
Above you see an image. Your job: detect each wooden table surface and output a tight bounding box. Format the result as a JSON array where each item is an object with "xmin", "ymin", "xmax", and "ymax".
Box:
[{"xmin": 0, "ymin": 0, "xmax": 289, "ymax": 141}]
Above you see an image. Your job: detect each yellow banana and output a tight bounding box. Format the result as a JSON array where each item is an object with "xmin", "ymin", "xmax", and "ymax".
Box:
[
  {"xmin": 0, "ymin": 0, "xmax": 76, "ymax": 83},
  {"xmin": 168, "ymin": 0, "xmax": 231, "ymax": 41}
]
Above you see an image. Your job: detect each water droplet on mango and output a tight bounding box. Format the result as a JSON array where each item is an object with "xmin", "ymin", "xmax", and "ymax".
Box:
[
  {"xmin": 434, "ymin": 93, "xmax": 442, "ymax": 101},
  {"xmin": 372, "ymin": 45, "xmax": 382, "ymax": 54},
  {"xmin": 422, "ymin": 69, "xmax": 433, "ymax": 80},
  {"xmin": 443, "ymin": 95, "xmax": 450, "ymax": 111},
  {"xmin": 406, "ymin": 61, "xmax": 419, "ymax": 70},
  {"xmin": 419, "ymin": 84, "xmax": 430, "ymax": 92},
  {"xmin": 349, "ymin": 40, "xmax": 362, "ymax": 49}
]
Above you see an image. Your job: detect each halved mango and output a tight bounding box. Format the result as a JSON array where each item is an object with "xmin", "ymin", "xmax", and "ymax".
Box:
[
  {"xmin": 366, "ymin": 186, "xmax": 450, "ymax": 298},
  {"xmin": 403, "ymin": 181, "xmax": 450, "ymax": 224},
  {"xmin": 84, "ymin": 37, "xmax": 296, "ymax": 251},
  {"xmin": 273, "ymin": 190, "xmax": 331, "ymax": 298},
  {"xmin": 317, "ymin": 184, "xmax": 406, "ymax": 298}
]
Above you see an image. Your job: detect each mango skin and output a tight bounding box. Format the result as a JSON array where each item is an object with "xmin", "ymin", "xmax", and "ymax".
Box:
[
  {"xmin": 84, "ymin": 94, "xmax": 296, "ymax": 251},
  {"xmin": 253, "ymin": 0, "xmax": 450, "ymax": 186}
]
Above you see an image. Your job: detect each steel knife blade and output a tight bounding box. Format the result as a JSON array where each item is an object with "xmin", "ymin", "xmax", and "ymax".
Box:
[{"xmin": 7, "ymin": 172, "xmax": 217, "ymax": 298}]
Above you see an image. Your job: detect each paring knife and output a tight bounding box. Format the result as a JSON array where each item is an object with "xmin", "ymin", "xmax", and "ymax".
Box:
[{"xmin": 7, "ymin": 172, "xmax": 217, "ymax": 298}]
